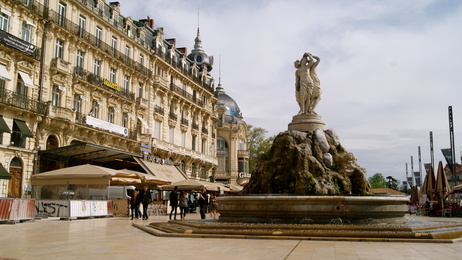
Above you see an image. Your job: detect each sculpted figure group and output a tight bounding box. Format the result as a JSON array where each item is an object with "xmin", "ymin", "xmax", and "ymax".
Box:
[{"xmin": 295, "ymin": 52, "xmax": 321, "ymax": 115}]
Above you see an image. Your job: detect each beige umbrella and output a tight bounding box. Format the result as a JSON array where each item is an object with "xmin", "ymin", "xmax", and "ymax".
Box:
[
  {"xmin": 409, "ymin": 186, "xmax": 420, "ymax": 205},
  {"xmin": 436, "ymin": 161, "xmax": 450, "ymax": 204},
  {"xmin": 451, "ymin": 183, "xmax": 462, "ymax": 193},
  {"xmin": 161, "ymin": 179, "xmax": 208, "ymax": 191},
  {"xmin": 421, "ymin": 165, "xmax": 436, "ymax": 202},
  {"xmin": 114, "ymin": 169, "xmax": 171, "ymax": 185}
]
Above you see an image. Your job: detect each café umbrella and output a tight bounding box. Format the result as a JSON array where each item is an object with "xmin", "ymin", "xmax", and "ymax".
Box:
[
  {"xmin": 435, "ymin": 161, "xmax": 450, "ymax": 204},
  {"xmin": 421, "ymin": 165, "xmax": 436, "ymax": 202}
]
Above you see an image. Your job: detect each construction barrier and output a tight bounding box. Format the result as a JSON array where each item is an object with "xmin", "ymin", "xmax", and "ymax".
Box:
[{"xmin": 0, "ymin": 199, "xmax": 35, "ymax": 222}]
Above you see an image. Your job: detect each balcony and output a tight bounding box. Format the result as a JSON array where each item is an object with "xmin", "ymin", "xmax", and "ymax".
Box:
[
  {"xmin": 154, "ymin": 105, "xmax": 164, "ymax": 115},
  {"xmin": 50, "ymin": 58, "xmax": 70, "ymax": 74},
  {"xmin": 192, "ymin": 123, "xmax": 199, "ymax": 131},
  {"xmin": 238, "ymin": 150, "xmax": 250, "ymax": 158},
  {"xmin": 49, "ymin": 105, "xmax": 74, "ymax": 121},
  {"xmin": 181, "ymin": 118, "xmax": 189, "ymax": 126},
  {"xmin": 0, "ymin": 88, "xmax": 47, "ymax": 114},
  {"xmin": 169, "ymin": 113, "xmax": 177, "ymax": 121},
  {"xmin": 136, "ymin": 97, "xmax": 148, "ymax": 109},
  {"xmin": 74, "ymin": 67, "xmax": 135, "ymax": 101}
]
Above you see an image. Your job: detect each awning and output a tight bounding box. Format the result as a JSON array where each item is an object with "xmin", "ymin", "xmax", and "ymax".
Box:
[
  {"xmin": 13, "ymin": 119, "xmax": 33, "ymax": 137},
  {"xmin": 18, "ymin": 71, "xmax": 34, "ymax": 88},
  {"xmin": 0, "ymin": 64, "xmax": 12, "ymax": 81},
  {"xmin": 137, "ymin": 116, "xmax": 150, "ymax": 129},
  {"xmin": 0, "ymin": 116, "xmax": 10, "ymax": 133},
  {"xmin": 135, "ymin": 158, "xmax": 187, "ymax": 183},
  {"xmin": 0, "ymin": 164, "xmax": 11, "ymax": 180}
]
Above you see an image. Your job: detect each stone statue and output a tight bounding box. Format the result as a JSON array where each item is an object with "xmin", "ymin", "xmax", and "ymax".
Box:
[{"xmin": 295, "ymin": 52, "xmax": 321, "ymax": 114}]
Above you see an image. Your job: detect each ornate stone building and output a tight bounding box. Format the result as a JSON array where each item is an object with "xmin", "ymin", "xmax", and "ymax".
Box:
[
  {"xmin": 0, "ymin": 0, "xmax": 240, "ymax": 198},
  {"xmin": 215, "ymin": 82, "xmax": 249, "ymax": 185}
]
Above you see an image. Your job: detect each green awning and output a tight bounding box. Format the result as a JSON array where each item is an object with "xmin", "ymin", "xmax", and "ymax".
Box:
[
  {"xmin": 0, "ymin": 164, "xmax": 11, "ymax": 180},
  {"xmin": 0, "ymin": 116, "xmax": 10, "ymax": 133},
  {"xmin": 14, "ymin": 119, "xmax": 33, "ymax": 137}
]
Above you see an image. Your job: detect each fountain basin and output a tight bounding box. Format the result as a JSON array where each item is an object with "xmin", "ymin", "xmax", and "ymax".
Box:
[{"xmin": 217, "ymin": 195, "xmax": 409, "ymax": 224}]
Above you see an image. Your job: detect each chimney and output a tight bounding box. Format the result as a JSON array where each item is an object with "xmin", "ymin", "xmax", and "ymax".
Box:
[
  {"xmin": 166, "ymin": 38, "xmax": 176, "ymax": 47},
  {"xmin": 148, "ymin": 17, "xmax": 154, "ymax": 29},
  {"xmin": 177, "ymin": 48, "xmax": 188, "ymax": 55},
  {"xmin": 109, "ymin": 2, "xmax": 121, "ymax": 12}
]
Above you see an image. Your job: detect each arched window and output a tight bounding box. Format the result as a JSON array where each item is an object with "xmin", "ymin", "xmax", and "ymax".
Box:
[
  {"xmin": 191, "ymin": 163, "xmax": 196, "ymax": 178},
  {"xmin": 46, "ymin": 135, "xmax": 59, "ymax": 150},
  {"xmin": 200, "ymin": 166, "xmax": 206, "ymax": 179}
]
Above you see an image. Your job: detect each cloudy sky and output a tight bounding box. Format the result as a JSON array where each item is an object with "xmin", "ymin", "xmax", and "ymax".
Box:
[{"xmin": 118, "ymin": 0, "xmax": 462, "ymax": 184}]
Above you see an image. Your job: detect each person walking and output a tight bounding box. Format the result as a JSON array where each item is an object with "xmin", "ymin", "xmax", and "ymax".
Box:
[
  {"xmin": 169, "ymin": 186, "xmax": 179, "ymax": 220},
  {"xmin": 130, "ymin": 190, "xmax": 140, "ymax": 220},
  {"xmin": 178, "ymin": 191, "xmax": 189, "ymax": 220},
  {"xmin": 208, "ymin": 192, "xmax": 218, "ymax": 219},
  {"xmin": 197, "ymin": 188, "xmax": 208, "ymax": 220},
  {"xmin": 138, "ymin": 185, "xmax": 152, "ymax": 220}
]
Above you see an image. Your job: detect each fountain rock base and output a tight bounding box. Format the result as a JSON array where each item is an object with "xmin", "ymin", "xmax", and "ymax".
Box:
[{"xmin": 217, "ymin": 195, "xmax": 409, "ymax": 224}]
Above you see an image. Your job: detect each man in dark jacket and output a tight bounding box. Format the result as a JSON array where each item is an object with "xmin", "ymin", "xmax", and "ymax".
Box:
[
  {"xmin": 169, "ymin": 186, "xmax": 178, "ymax": 220},
  {"xmin": 138, "ymin": 185, "xmax": 151, "ymax": 220}
]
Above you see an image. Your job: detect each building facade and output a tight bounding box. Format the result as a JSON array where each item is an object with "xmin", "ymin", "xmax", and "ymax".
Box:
[
  {"xmin": 215, "ymin": 83, "xmax": 249, "ymax": 185},
  {"xmin": 0, "ymin": 0, "xmax": 249, "ymax": 198}
]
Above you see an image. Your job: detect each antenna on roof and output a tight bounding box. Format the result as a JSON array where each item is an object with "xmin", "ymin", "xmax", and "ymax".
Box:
[
  {"xmin": 219, "ymin": 55, "xmax": 222, "ymax": 85},
  {"xmin": 197, "ymin": 0, "xmax": 200, "ymax": 31}
]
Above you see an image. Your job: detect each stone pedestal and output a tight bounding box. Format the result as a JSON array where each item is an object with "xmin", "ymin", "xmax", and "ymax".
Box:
[{"xmin": 288, "ymin": 113, "xmax": 326, "ymax": 132}]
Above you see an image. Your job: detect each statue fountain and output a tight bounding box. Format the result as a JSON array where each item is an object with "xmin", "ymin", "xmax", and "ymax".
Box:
[
  {"xmin": 217, "ymin": 52, "xmax": 408, "ymax": 224},
  {"xmin": 137, "ymin": 53, "xmax": 462, "ymax": 242}
]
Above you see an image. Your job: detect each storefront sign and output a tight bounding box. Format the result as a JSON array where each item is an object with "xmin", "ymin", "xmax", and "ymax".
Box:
[
  {"xmin": 239, "ymin": 172, "xmax": 251, "ymax": 178},
  {"xmin": 103, "ymin": 78, "xmax": 121, "ymax": 91},
  {"xmin": 86, "ymin": 115, "xmax": 128, "ymax": 136},
  {"xmin": 0, "ymin": 30, "xmax": 36, "ymax": 56}
]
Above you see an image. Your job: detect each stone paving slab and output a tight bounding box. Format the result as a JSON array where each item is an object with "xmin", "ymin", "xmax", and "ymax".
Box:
[{"xmin": 1, "ymin": 214, "xmax": 462, "ymax": 259}]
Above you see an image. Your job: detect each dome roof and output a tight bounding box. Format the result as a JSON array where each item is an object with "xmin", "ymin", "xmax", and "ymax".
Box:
[
  {"xmin": 216, "ymin": 84, "xmax": 241, "ymax": 119},
  {"xmin": 187, "ymin": 28, "xmax": 213, "ymax": 72}
]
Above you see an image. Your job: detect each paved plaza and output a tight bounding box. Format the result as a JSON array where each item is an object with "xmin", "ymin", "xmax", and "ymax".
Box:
[{"xmin": 1, "ymin": 213, "xmax": 462, "ymax": 260}]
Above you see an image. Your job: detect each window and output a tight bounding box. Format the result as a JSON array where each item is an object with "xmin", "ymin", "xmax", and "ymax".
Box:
[
  {"xmin": 96, "ymin": 27, "xmax": 102, "ymax": 47},
  {"xmin": 125, "ymin": 46, "xmax": 130, "ymax": 58},
  {"xmin": 181, "ymin": 131, "xmax": 185, "ymax": 147},
  {"xmin": 169, "ymin": 126, "xmax": 174, "ymax": 143},
  {"xmin": 76, "ymin": 50, "xmax": 84, "ymax": 68},
  {"xmin": 217, "ymin": 137, "xmax": 228, "ymax": 151},
  {"xmin": 191, "ymin": 163, "xmax": 196, "ymax": 178},
  {"xmin": 123, "ymin": 76, "xmax": 129, "ymax": 92},
  {"xmin": 78, "ymin": 15, "xmax": 86, "ymax": 38},
  {"xmin": 91, "ymin": 100, "xmax": 99, "ymax": 118},
  {"xmin": 93, "ymin": 60, "xmax": 100, "ymax": 76},
  {"xmin": 0, "ymin": 10, "xmax": 9, "ymax": 32},
  {"xmin": 58, "ymin": 2, "xmax": 66, "ymax": 26},
  {"xmin": 122, "ymin": 112, "xmax": 128, "ymax": 128},
  {"xmin": 52, "ymin": 85, "xmax": 60, "ymax": 106},
  {"xmin": 16, "ymin": 77, "xmax": 27, "ymax": 97},
  {"xmin": 111, "ymin": 37, "xmax": 117, "ymax": 55},
  {"xmin": 192, "ymin": 135, "xmax": 196, "ymax": 151},
  {"xmin": 113, "ymin": 14, "xmax": 119, "ymax": 27},
  {"xmin": 98, "ymin": 3, "xmax": 103, "ymax": 15},
  {"xmin": 139, "ymin": 54, "xmax": 144, "ymax": 65},
  {"xmin": 21, "ymin": 23, "xmax": 31, "ymax": 43},
  {"xmin": 11, "ymin": 120, "xmax": 32, "ymax": 148},
  {"xmin": 109, "ymin": 68, "xmax": 116, "ymax": 83},
  {"xmin": 200, "ymin": 166, "xmax": 206, "ymax": 179},
  {"xmin": 154, "ymin": 120, "xmax": 161, "ymax": 139},
  {"xmin": 108, "ymin": 107, "xmax": 115, "ymax": 123},
  {"xmin": 201, "ymin": 139, "xmax": 206, "ymax": 154},
  {"xmin": 55, "ymin": 39, "xmax": 63, "ymax": 58},
  {"xmin": 138, "ymin": 83, "xmax": 143, "ymax": 98},
  {"xmin": 73, "ymin": 94, "xmax": 81, "ymax": 113}
]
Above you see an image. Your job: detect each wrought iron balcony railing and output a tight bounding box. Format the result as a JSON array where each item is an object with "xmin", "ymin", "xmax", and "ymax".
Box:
[{"xmin": 0, "ymin": 88, "xmax": 47, "ymax": 114}]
